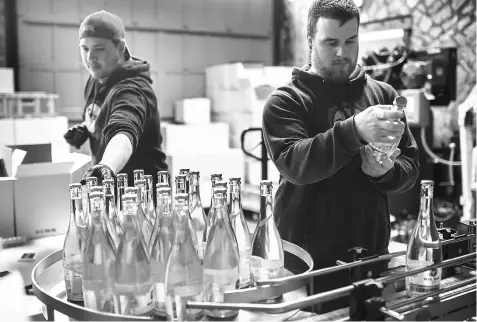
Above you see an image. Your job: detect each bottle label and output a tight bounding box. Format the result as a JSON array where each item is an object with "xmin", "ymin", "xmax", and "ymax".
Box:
[{"xmin": 406, "ymin": 260, "xmax": 441, "ymax": 294}]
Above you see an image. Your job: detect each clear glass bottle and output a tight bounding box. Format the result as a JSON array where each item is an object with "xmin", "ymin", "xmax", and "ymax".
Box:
[
  {"xmin": 144, "ymin": 174, "xmax": 157, "ymax": 225},
  {"xmin": 251, "ymin": 180, "xmax": 284, "ymax": 282},
  {"xmin": 116, "ymin": 173, "xmax": 128, "ymax": 224},
  {"xmin": 165, "ymin": 193, "xmax": 204, "ymax": 321},
  {"xmin": 63, "ymin": 183, "xmax": 85, "ymax": 302},
  {"xmin": 368, "ymin": 96, "xmax": 407, "ymax": 163},
  {"xmin": 179, "ymin": 169, "xmax": 191, "ymax": 196},
  {"xmin": 208, "ymin": 174, "xmax": 223, "ymax": 215},
  {"xmin": 406, "ymin": 180, "xmax": 443, "ymax": 297},
  {"xmin": 134, "ymin": 169, "xmax": 145, "ymax": 184},
  {"xmin": 114, "ymin": 193, "xmax": 153, "ymax": 316},
  {"xmin": 203, "ymin": 187, "xmax": 240, "ymax": 319},
  {"xmin": 157, "ymin": 170, "xmax": 170, "ymax": 187},
  {"xmin": 134, "ymin": 179, "xmax": 153, "ymax": 244},
  {"xmin": 149, "ymin": 187, "xmax": 175, "ymax": 317},
  {"xmin": 229, "ymin": 177, "xmax": 252, "ymax": 288},
  {"xmin": 175, "ymin": 175, "xmax": 199, "ymax": 249},
  {"xmin": 82, "ymin": 191, "xmax": 116, "ymax": 312},
  {"xmin": 189, "ymin": 171, "xmax": 207, "ymax": 262},
  {"xmin": 207, "ymin": 180, "xmax": 227, "ymax": 239},
  {"xmin": 84, "ymin": 176, "xmax": 98, "ymax": 231},
  {"xmin": 103, "ymin": 179, "xmax": 122, "ymax": 249}
]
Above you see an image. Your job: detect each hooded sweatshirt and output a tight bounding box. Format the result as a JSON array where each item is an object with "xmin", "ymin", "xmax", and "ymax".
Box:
[
  {"xmin": 83, "ymin": 57, "xmax": 168, "ymax": 186},
  {"xmin": 262, "ymin": 64, "xmax": 419, "ymax": 305}
]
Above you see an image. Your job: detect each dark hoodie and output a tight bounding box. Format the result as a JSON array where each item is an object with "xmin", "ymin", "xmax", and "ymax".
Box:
[
  {"xmin": 83, "ymin": 57, "xmax": 168, "ymax": 186},
  {"xmin": 262, "ymin": 65, "xmax": 419, "ymax": 311}
]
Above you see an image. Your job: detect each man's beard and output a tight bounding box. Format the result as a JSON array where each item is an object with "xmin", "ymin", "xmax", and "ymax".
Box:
[{"xmin": 311, "ymin": 48, "xmax": 357, "ymax": 83}]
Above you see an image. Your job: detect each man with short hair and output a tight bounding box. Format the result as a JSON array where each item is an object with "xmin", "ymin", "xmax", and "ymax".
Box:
[
  {"xmin": 64, "ymin": 10, "xmax": 167, "ymax": 185},
  {"xmin": 262, "ymin": 0, "xmax": 419, "ymax": 313}
]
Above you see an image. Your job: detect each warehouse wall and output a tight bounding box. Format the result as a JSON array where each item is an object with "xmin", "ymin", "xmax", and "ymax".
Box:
[{"xmin": 15, "ymin": 0, "xmax": 273, "ymax": 120}]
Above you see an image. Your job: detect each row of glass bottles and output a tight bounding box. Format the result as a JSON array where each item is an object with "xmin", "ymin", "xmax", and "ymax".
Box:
[{"xmin": 62, "ymin": 170, "xmax": 284, "ymax": 319}]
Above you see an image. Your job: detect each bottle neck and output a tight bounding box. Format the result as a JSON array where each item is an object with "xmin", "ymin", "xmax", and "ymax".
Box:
[
  {"xmin": 259, "ymin": 193, "xmax": 273, "ymax": 221},
  {"xmin": 173, "ymin": 203, "xmax": 193, "ymax": 244},
  {"xmin": 419, "ymin": 186, "xmax": 434, "ymax": 222},
  {"xmin": 229, "ymin": 189, "xmax": 242, "ymax": 215},
  {"xmin": 70, "ymin": 197, "xmax": 83, "ymax": 222}
]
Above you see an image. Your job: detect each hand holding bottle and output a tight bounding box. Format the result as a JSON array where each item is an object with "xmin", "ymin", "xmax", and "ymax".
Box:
[
  {"xmin": 354, "ymin": 104, "xmax": 405, "ymax": 144},
  {"xmin": 360, "ymin": 146, "xmax": 401, "ymax": 178}
]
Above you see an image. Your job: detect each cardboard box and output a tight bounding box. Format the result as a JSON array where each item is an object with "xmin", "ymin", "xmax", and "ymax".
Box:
[
  {"xmin": 0, "ymin": 68, "xmax": 14, "ymax": 94},
  {"xmin": 207, "ymin": 85, "xmax": 273, "ymax": 114},
  {"xmin": 212, "ymin": 112, "xmax": 263, "ymax": 149},
  {"xmin": 161, "ymin": 122, "xmax": 230, "ymax": 154},
  {"xmin": 13, "ymin": 152, "xmax": 91, "ymax": 238},
  {"xmin": 166, "ymin": 148, "xmax": 245, "ymax": 208},
  {"xmin": 174, "ymin": 97, "xmax": 211, "ymax": 124}
]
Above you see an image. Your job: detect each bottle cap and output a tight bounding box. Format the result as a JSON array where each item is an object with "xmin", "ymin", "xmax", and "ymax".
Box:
[
  {"xmin": 89, "ymin": 191, "xmax": 103, "ymax": 199},
  {"xmin": 122, "ymin": 193, "xmax": 137, "ymax": 202},
  {"xmin": 117, "ymin": 173, "xmax": 127, "ymax": 178},
  {"xmin": 229, "ymin": 177, "xmax": 242, "ymax": 183},
  {"xmin": 260, "ymin": 180, "xmax": 273, "ymax": 186},
  {"xmin": 133, "ymin": 169, "xmax": 144, "ymax": 174},
  {"xmin": 421, "ymin": 180, "xmax": 434, "ymax": 185},
  {"xmin": 394, "ymin": 96, "xmax": 407, "ymax": 107},
  {"xmin": 69, "ymin": 183, "xmax": 82, "ymax": 189}
]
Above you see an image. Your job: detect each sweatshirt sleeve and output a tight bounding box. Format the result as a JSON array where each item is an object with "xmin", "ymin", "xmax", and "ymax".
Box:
[
  {"xmin": 262, "ymin": 88, "xmax": 365, "ymax": 186},
  {"xmin": 102, "ymin": 85, "xmax": 148, "ymax": 151},
  {"xmin": 367, "ymin": 88, "xmax": 420, "ymax": 193}
]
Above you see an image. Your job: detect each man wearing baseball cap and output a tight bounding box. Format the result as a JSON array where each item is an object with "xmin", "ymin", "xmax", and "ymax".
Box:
[{"xmin": 64, "ymin": 10, "xmax": 168, "ymax": 186}]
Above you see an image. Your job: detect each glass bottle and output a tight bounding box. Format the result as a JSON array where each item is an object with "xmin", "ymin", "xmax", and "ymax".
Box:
[
  {"xmin": 116, "ymin": 173, "xmax": 128, "ymax": 224},
  {"xmin": 149, "ymin": 187, "xmax": 175, "ymax": 317},
  {"xmin": 179, "ymin": 169, "xmax": 191, "ymax": 196},
  {"xmin": 165, "ymin": 193, "xmax": 204, "ymax": 321},
  {"xmin": 63, "ymin": 183, "xmax": 85, "ymax": 302},
  {"xmin": 406, "ymin": 180, "xmax": 443, "ymax": 297},
  {"xmin": 145, "ymin": 174, "xmax": 157, "ymax": 225},
  {"xmin": 203, "ymin": 187, "xmax": 240, "ymax": 319},
  {"xmin": 189, "ymin": 171, "xmax": 207, "ymax": 262},
  {"xmin": 103, "ymin": 179, "xmax": 122, "ymax": 249},
  {"xmin": 84, "ymin": 176, "xmax": 98, "ymax": 231},
  {"xmin": 207, "ymin": 180, "xmax": 228, "ymax": 239},
  {"xmin": 251, "ymin": 180, "xmax": 284, "ymax": 282},
  {"xmin": 175, "ymin": 175, "xmax": 199, "ymax": 249},
  {"xmin": 135, "ymin": 179, "xmax": 153, "ymax": 244},
  {"xmin": 229, "ymin": 177, "xmax": 252, "ymax": 288},
  {"xmin": 208, "ymin": 174, "xmax": 223, "ymax": 215},
  {"xmin": 114, "ymin": 193, "xmax": 153, "ymax": 316},
  {"xmin": 134, "ymin": 169, "xmax": 145, "ymax": 184},
  {"xmin": 157, "ymin": 170, "xmax": 170, "ymax": 187},
  {"xmin": 368, "ymin": 96, "xmax": 407, "ymax": 163},
  {"xmin": 82, "ymin": 191, "xmax": 116, "ymax": 312}
]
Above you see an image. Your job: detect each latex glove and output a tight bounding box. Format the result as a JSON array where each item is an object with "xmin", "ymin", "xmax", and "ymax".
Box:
[
  {"xmin": 361, "ymin": 145, "xmax": 400, "ymax": 178},
  {"xmin": 80, "ymin": 164, "xmax": 116, "ymax": 186},
  {"xmin": 64, "ymin": 124, "xmax": 89, "ymax": 149}
]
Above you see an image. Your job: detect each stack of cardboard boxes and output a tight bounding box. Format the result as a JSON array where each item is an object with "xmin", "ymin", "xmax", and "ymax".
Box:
[
  {"xmin": 161, "ymin": 97, "xmax": 245, "ymax": 208},
  {"xmin": 205, "ymin": 63, "xmax": 292, "ymax": 185},
  {"xmin": 0, "ymin": 68, "xmax": 91, "ymax": 239}
]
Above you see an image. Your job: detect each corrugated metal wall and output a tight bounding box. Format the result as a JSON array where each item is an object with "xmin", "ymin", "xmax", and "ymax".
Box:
[{"xmin": 16, "ymin": 0, "xmax": 273, "ymax": 120}]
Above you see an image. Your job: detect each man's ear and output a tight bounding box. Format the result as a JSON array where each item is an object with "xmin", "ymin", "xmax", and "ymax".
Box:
[
  {"xmin": 117, "ymin": 39, "xmax": 127, "ymax": 57},
  {"xmin": 307, "ymin": 36, "xmax": 313, "ymax": 49}
]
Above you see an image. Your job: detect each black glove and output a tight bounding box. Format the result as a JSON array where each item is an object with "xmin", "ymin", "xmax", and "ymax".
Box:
[
  {"xmin": 80, "ymin": 164, "xmax": 116, "ymax": 186},
  {"xmin": 64, "ymin": 124, "xmax": 89, "ymax": 149}
]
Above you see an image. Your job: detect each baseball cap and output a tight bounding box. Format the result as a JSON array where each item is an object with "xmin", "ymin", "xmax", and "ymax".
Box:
[{"xmin": 79, "ymin": 10, "xmax": 130, "ymax": 58}]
